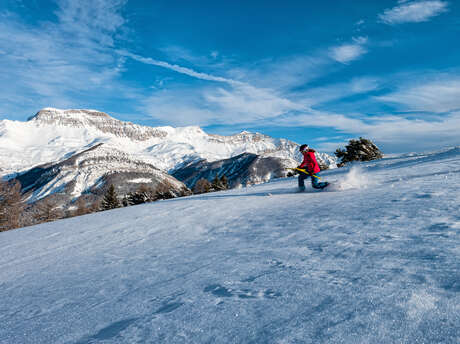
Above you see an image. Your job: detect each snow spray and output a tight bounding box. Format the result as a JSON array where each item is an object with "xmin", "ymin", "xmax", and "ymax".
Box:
[{"xmin": 332, "ymin": 166, "xmax": 372, "ymax": 191}]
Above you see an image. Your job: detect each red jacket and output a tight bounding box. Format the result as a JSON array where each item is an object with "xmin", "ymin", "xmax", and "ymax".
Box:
[{"xmin": 299, "ymin": 149, "xmax": 321, "ymax": 174}]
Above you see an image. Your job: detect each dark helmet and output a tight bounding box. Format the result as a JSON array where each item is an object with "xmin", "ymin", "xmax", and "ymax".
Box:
[{"xmin": 299, "ymin": 144, "xmax": 309, "ymax": 152}]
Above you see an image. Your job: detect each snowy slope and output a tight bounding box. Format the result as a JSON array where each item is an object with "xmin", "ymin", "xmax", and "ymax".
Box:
[
  {"xmin": 15, "ymin": 143, "xmax": 190, "ymax": 204},
  {"xmin": 1, "ymin": 148, "xmax": 459, "ymax": 343},
  {"xmin": 0, "ymin": 108, "xmax": 336, "ymax": 177}
]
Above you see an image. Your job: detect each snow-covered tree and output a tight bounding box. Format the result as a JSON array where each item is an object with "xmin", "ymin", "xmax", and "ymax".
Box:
[{"xmin": 123, "ymin": 185, "xmax": 156, "ymax": 206}]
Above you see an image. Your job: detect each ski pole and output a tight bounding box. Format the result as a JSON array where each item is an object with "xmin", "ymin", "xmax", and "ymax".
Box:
[{"xmin": 288, "ymin": 168, "xmax": 321, "ymax": 180}]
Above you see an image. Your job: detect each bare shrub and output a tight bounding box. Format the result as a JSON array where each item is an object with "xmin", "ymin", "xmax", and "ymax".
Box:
[{"xmin": 0, "ymin": 180, "xmax": 24, "ymax": 231}]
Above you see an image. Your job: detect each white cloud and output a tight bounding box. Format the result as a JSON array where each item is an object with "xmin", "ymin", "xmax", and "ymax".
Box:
[
  {"xmin": 0, "ymin": 0, "xmax": 132, "ymax": 118},
  {"xmin": 376, "ymin": 77, "xmax": 460, "ymax": 112},
  {"xmin": 133, "ymin": 46, "xmax": 459, "ymax": 153},
  {"xmin": 293, "ymin": 77, "xmax": 380, "ymax": 106},
  {"xmin": 204, "ymin": 84, "xmax": 304, "ymax": 122},
  {"xmin": 3, "ymin": 1, "xmax": 456, "ymax": 153},
  {"xmin": 266, "ymin": 108, "xmax": 460, "ymax": 153},
  {"xmin": 142, "ymin": 83, "xmax": 304, "ymax": 127},
  {"xmin": 227, "ymin": 52, "xmax": 337, "ymax": 92},
  {"xmin": 379, "ymin": 0, "xmax": 448, "ymax": 25},
  {"xmin": 122, "ymin": 51, "xmax": 305, "ymax": 125},
  {"xmin": 55, "ymin": 0, "xmax": 127, "ymax": 46},
  {"xmin": 141, "ymin": 88, "xmax": 218, "ymax": 126},
  {"xmin": 133, "ymin": 41, "xmax": 369, "ymax": 126},
  {"xmin": 157, "ymin": 45, "xmax": 225, "ymax": 68},
  {"xmin": 329, "ymin": 37, "xmax": 368, "ymax": 64},
  {"xmin": 280, "ymin": 73, "xmax": 460, "ymax": 152},
  {"xmin": 363, "ymin": 112, "xmax": 460, "ymax": 152},
  {"xmin": 118, "ymin": 50, "xmax": 244, "ymax": 86}
]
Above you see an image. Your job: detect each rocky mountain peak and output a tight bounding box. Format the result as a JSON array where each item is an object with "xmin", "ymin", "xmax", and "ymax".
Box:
[
  {"xmin": 28, "ymin": 108, "xmax": 111, "ymax": 123},
  {"xmin": 28, "ymin": 108, "xmax": 168, "ymax": 141}
]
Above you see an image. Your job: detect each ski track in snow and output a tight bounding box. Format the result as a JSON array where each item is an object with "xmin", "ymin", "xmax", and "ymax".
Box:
[{"xmin": 1, "ymin": 149, "xmax": 459, "ymax": 343}]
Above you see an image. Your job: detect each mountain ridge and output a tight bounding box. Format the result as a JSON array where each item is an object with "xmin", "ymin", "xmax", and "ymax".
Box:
[
  {"xmin": 1, "ymin": 108, "xmax": 337, "ymax": 176},
  {"xmin": 15, "ymin": 143, "xmax": 190, "ymax": 205}
]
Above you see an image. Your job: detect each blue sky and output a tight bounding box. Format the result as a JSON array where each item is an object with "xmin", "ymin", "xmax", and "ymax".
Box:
[{"xmin": 1, "ymin": 0, "xmax": 459, "ymax": 153}]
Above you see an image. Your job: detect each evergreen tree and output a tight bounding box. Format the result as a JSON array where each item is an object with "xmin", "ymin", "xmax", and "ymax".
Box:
[
  {"xmin": 100, "ymin": 184, "xmax": 120, "ymax": 210},
  {"xmin": 211, "ymin": 174, "xmax": 225, "ymax": 191},
  {"xmin": 123, "ymin": 189, "xmax": 153, "ymax": 206},
  {"xmin": 335, "ymin": 137, "xmax": 383, "ymax": 166},
  {"xmin": 220, "ymin": 174, "xmax": 229, "ymax": 189},
  {"xmin": 122, "ymin": 184, "xmax": 176, "ymax": 206}
]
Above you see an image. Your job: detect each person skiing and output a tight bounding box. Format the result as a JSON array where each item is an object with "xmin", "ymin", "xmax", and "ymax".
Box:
[{"xmin": 297, "ymin": 144, "xmax": 329, "ymax": 191}]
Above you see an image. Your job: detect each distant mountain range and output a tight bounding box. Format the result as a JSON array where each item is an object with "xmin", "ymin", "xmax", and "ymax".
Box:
[
  {"xmin": 0, "ymin": 108, "xmax": 337, "ymax": 206},
  {"xmin": 173, "ymin": 153, "xmax": 294, "ymax": 189}
]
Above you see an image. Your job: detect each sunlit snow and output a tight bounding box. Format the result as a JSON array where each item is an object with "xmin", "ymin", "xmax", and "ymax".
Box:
[{"xmin": 1, "ymin": 148, "xmax": 459, "ymax": 343}]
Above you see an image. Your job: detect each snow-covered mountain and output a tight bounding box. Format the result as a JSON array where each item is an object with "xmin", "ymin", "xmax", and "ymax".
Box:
[
  {"xmin": 0, "ymin": 109, "xmax": 285, "ymax": 173},
  {"xmin": 1, "ymin": 108, "xmax": 336, "ymax": 201},
  {"xmin": 172, "ymin": 152, "xmax": 295, "ymax": 189},
  {"xmin": 1, "ymin": 147, "xmax": 458, "ymax": 343},
  {"xmin": 0, "ymin": 108, "xmax": 336, "ymax": 175},
  {"xmin": 15, "ymin": 143, "xmax": 190, "ymax": 204}
]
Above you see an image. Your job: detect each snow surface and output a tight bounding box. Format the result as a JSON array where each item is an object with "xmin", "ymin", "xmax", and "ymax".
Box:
[{"xmin": 1, "ymin": 148, "xmax": 459, "ymax": 343}]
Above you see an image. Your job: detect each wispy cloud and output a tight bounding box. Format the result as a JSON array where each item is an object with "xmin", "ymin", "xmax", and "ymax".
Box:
[
  {"xmin": 141, "ymin": 83, "xmax": 304, "ymax": 127},
  {"xmin": 228, "ymin": 54, "xmax": 335, "ymax": 91},
  {"xmin": 240, "ymin": 70, "xmax": 460, "ymax": 152},
  {"xmin": 134, "ymin": 41, "xmax": 459, "ymax": 153},
  {"xmin": 55, "ymin": 0, "xmax": 127, "ymax": 46},
  {"xmin": 2, "ymin": 0, "xmax": 457, "ymax": 153},
  {"xmin": 118, "ymin": 50, "xmax": 244, "ymax": 86},
  {"xmin": 379, "ymin": 0, "xmax": 448, "ymax": 25},
  {"xmin": 329, "ymin": 37, "xmax": 368, "ymax": 64},
  {"xmin": 376, "ymin": 75, "xmax": 460, "ymax": 113},
  {"xmin": 363, "ymin": 112, "xmax": 460, "ymax": 152},
  {"xmin": 158, "ymin": 45, "xmax": 224, "ymax": 68},
  {"xmin": 120, "ymin": 51, "xmax": 306, "ymax": 126},
  {"xmin": 264, "ymin": 107, "xmax": 460, "ymax": 153},
  {"xmin": 0, "ymin": 0, "xmax": 131, "ymax": 118},
  {"xmin": 293, "ymin": 77, "xmax": 380, "ymax": 107},
  {"xmin": 141, "ymin": 88, "xmax": 218, "ymax": 126},
  {"xmin": 203, "ymin": 84, "xmax": 304, "ymax": 123}
]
